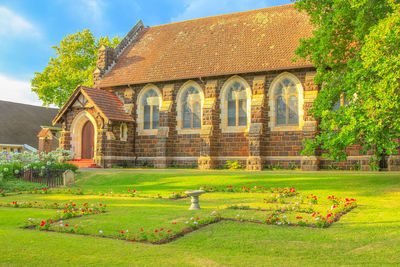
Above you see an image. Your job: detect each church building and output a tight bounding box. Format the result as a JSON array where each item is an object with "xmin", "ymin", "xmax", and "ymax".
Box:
[{"xmin": 52, "ymin": 4, "xmax": 400, "ymax": 171}]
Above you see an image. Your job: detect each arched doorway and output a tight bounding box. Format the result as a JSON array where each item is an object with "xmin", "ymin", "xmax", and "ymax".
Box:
[
  {"xmin": 70, "ymin": 111, "xmax": 98, "ymax": 160},
  {"xmin": 81, "ymin": 121, "xmax": 94, "ymax": 159}
]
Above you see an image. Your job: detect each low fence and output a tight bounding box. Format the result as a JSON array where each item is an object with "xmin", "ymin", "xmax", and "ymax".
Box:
[{"xmin": 14, "ymin": 168, "xmax": 66, "ymax": 188}]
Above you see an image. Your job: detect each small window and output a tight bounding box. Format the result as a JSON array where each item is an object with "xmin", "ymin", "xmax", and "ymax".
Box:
[
  {"xmin": 274, "ymin": 78, "xmax": 299, "ymax": 126},
  {"xmin": 141, "ymin": 89, "xmax": 160, "ymax": 130},
  {"xmin": 333, "ymin": 94, "xmax": 349, "ymax": 112},
  {"xmin": 227, "ymin": 81, "xmax": 247, "ymax": 127},
  {"xmin": 120, "ymin": 123, "xmax": 128, "ymax": 141}
]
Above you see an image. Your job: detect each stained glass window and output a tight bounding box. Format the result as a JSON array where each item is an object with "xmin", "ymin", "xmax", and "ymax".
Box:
[
  {"xmin": 227, "ymin": 81, "xmax": 247, "ymax": 127},
  {"xmin": 141, "ymin": 89, "xmax": 160, "ymax": 130},
  {"xmin": 181, "ymin": 86, "xmax": 201, "ymax": 129},
  {"xmin": 274, "ymin": 78, "xmax": 298, "ymax": 126}
]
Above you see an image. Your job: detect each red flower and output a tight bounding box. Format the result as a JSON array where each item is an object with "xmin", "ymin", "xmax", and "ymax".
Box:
[
  {"xmin": 140, "ymin": 228, "xmax": 144, "ymax": 231},
  {"xmin": 160, "ymin": 228, "xmax": 164, "ymax": 231},
  {"xmin": 196, "ymin": 217, "xmax": 199, "ymax": 220},
  {"xmin": 172, "ymin": 222, "xmax": 176, "ymax": 224},
  {"xmin": 167, "ymin": 230, "xmax": 171, "ymax": 233},
  {"xmin": 121, "ymin": 230, "xmax": 124, "ymax": 234},
  {"xmin": 155, "ymin": 230, "xmax": 158, "ymax": 233},
  {"xmin": 65, "ymin": 224, "xmax": 69, "ymax": 227},
  {"xmin": 132, "ymin": 239, "xmax": 136, "ymax": 242}
]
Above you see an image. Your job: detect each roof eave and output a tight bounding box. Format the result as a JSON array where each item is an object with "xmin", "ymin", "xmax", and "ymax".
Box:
[{"xmin": 98, "ymin": 64, "xmax": 315, "ymax": 88}]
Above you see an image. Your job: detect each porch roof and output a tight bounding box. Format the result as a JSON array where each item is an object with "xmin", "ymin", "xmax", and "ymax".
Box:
[{"xmin": 53, "ymin": 85, "xmax": 134, "ymax": 125}]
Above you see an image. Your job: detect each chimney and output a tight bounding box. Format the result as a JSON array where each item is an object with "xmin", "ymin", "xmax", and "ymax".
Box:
[{"xmin": 92, "ymin": 20, "xmax": 144, "ymax": 88}]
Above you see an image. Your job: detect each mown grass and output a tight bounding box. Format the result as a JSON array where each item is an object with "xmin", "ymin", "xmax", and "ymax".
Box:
[{"xmin": 1, "ymin": 170, "xmax": 400, "ymax": 266}]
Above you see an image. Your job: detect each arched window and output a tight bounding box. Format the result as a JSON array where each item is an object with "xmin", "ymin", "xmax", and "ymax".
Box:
[
  {"xmin": 120, "ymin": 123, "xmax": 128, "ymax": 141},
  {"xmin": 269, "ymin": 73, "xmax": 304, "ymax": 131},
  {"xmin": 176, "ymin": 81, "xmax": 204, "ymax": 134},
  {"xmin": 227, "ymin": 81, "xmax": 247, "ymax": 126},
  {"xmin": 182, "ymin": 86, "xmax": 201, "ymax": 129},
  {"xmin": 137, "ymin": 85, "xmax": 162, "ymax": 135},
  {"xmin": 142, "ymin": 89, "xmax": 160, "ymax": 130},
  {"xmin": 275, "ymin": 78, "xmax": 299, "ymax": 125},
  {"xmin": 220, "ymin": 76, "xmax": 251, "ymax": 133}
]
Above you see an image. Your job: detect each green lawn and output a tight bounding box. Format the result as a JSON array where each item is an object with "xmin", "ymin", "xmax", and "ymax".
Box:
[{"xmin": 1, "ymin": 170, "xmax": 400, "ymax": 266}]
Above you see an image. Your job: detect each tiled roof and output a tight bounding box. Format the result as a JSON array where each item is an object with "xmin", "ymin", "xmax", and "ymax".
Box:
[
  {"xmin": 37, "ymin": 128, "xmax": 51, "ymax": 138},
  {"xmin": 99, "ymin": 4, "xmax": 313, "ymax": 88},
  {"xmin": 82, "ymin": 86, "xmax": 133, "ymax": 122},
  {"xmin": 53, "ymin": 86, "xmax": 133, "ymax": 124},
  {"xmin": 0, "ymin": 100, "xmax": 59, "ymax": 149}
]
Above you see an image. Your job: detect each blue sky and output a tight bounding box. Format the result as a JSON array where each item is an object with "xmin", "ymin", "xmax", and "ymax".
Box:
[{"xmin": 0, "ymin": 0, "xmax": 291, "ymax": 106}]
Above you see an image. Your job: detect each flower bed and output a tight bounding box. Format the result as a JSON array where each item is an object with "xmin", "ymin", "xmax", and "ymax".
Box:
[{"xmin": 15, "ymin": 186, "xmax": 357, "ymax": 244}]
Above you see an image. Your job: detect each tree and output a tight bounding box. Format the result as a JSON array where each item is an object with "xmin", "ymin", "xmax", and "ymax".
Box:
[
  {"xmin": 31, "ymin": 30, "xmax": 120, "ymax": 107},
  {"xmin": 294, "ymin": 0, "xmax": 400, "ymax": 168}
]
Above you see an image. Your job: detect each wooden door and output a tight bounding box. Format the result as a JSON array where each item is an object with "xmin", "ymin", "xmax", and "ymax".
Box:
[{"xmin": 81, "ymin": 121, "xmax": 94, "ymax": 159}]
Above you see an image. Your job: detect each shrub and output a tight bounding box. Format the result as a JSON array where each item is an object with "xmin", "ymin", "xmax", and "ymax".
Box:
[{"xmin": 225, "ymin": 160, "xmax": 242, "ymax": 170}]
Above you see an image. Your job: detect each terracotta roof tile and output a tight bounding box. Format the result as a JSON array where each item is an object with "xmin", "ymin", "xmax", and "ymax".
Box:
[
  {"xmin": 53, "ymin": 86, "xmax": 133, "ymax": 124},
  {"xmin": 82, "ymin": 87, "xmax": 133, "ymax": 122},
  {"xmin": 99, "ymin": 4, "xmax": 313, "ymax": 88}
]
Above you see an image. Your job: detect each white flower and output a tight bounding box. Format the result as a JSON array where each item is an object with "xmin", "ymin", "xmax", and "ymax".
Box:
[
  {"xmin": 3, "ymin": 168, "xmax": 8, "ymax": 172},
  {"xmin": 190, "ymin": 217, "xmax": 194, "ymax": 221},
  {"xmin": 282, "ymin": 215, "xmax": 287, "ymax": 218},
  {"xmin": 46, "ymin": 161, "xmax": 51, "ymax": 166},
  {"xmin": 60, "ymin": 220, "xmax": 63, "ymax": 223},
  {"xmin": 185, "ymin": 221, "xmax": 189, "ymax": 224},
  {"xmin": 60, "ymin": 224, "xmax": 63, "ymax": 227},
  {"xmin": 277, "ymin": 222, "xmax": 282, "ymax": 225},
  {"xmin": 126, "ymin": 230, "xmax": 128, "ymax": 233},
  {"xmin": 193, "ymin": 221, "xmax": 198, "ymax": 224},
  {"xmin": 41, "ymin": 166, "xmax": 46, "ymax": 169},
  {"xmin": 315, "ymin": 217, "xmax": 319, "ymax": 220},
  {"xmin": 99, "ymin": 230, "xmax": 103, "ymax": 234},
  {"xmin": 91, "ymin": 204, "xmax": 94, "ymax": 207},
  {"xmin": 331, "ymin": 205, "xmax": 334, "ymax": 210},
  {"xmin": 57, "ymin": 211, "xmax": 60, "ymax": 213},
  {"xmin": 28, "ymin": 218, "xmax": 31, "ymax": 221},
  {"xmin": 211, "ymin": 211, "xmax": 216, "ymax": 215}
]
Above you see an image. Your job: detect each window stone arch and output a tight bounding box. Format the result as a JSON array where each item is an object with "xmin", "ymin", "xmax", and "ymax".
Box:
[
  {"xmin": 176, "ymin": 81, "xmax": 204, "ymax": 134},
  {"xmin": 268, "ymin": 72, "xmax": 304, "ymax": 131},
  {"xmin": 220, "ymin": 76, "xmax": 251, "ymax": 133},
  {"xmin": 136, "ymin": 84, "xmax": 162, "ymax": 135}
]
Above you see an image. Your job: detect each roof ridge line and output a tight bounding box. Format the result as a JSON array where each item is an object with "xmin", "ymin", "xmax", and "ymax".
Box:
[{"xmin": 149, "ymin": 3, "xmax": 294, "ymax": 29}]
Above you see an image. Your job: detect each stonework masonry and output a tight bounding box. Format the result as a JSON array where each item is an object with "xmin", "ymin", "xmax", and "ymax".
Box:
[{"xmin": 58, "ymin": 67, "xmax": 400, "ymax": 170}]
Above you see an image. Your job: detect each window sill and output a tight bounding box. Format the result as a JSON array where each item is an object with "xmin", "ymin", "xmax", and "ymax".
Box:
[
  {"xmin": 220, "ymin": 125, "xmax": 249, "ymax": 133},
  {"xmin": 270, "ymin": 125, "xmax": 303, "ymax": 132},
  {"xmin": 137, "ymin": 129, "xmax": 158, "ymax": 136},
  {"xmin": 176, "ymin": 127, "xmax": 201, "ymax": 135}
]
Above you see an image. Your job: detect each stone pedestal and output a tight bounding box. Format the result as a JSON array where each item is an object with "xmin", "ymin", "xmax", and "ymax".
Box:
[{"xmin": 185, "ymin": 190, "xmax": 205, "ymax": 210}]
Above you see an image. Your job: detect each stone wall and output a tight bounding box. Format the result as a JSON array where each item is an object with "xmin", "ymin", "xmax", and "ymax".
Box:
[{"xmin": 59, "ymin": 67, "xmax": 400, "ymax": 171}]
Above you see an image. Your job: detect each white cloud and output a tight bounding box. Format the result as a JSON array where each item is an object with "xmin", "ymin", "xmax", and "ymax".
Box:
[
  {"xmin": 0, "ymin": 74, "xmax": 45, "ymax": 107},
  {"xmin": 71, "ymin": 0, "xmax": 106, "ymax": 26},
  {"xmin": 171, "ymin": 0, "xmax": 272, "ymax": 22},
  {"xmin": 0, "ymin": 6, "xmax": 40, "ymax": 37}
]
